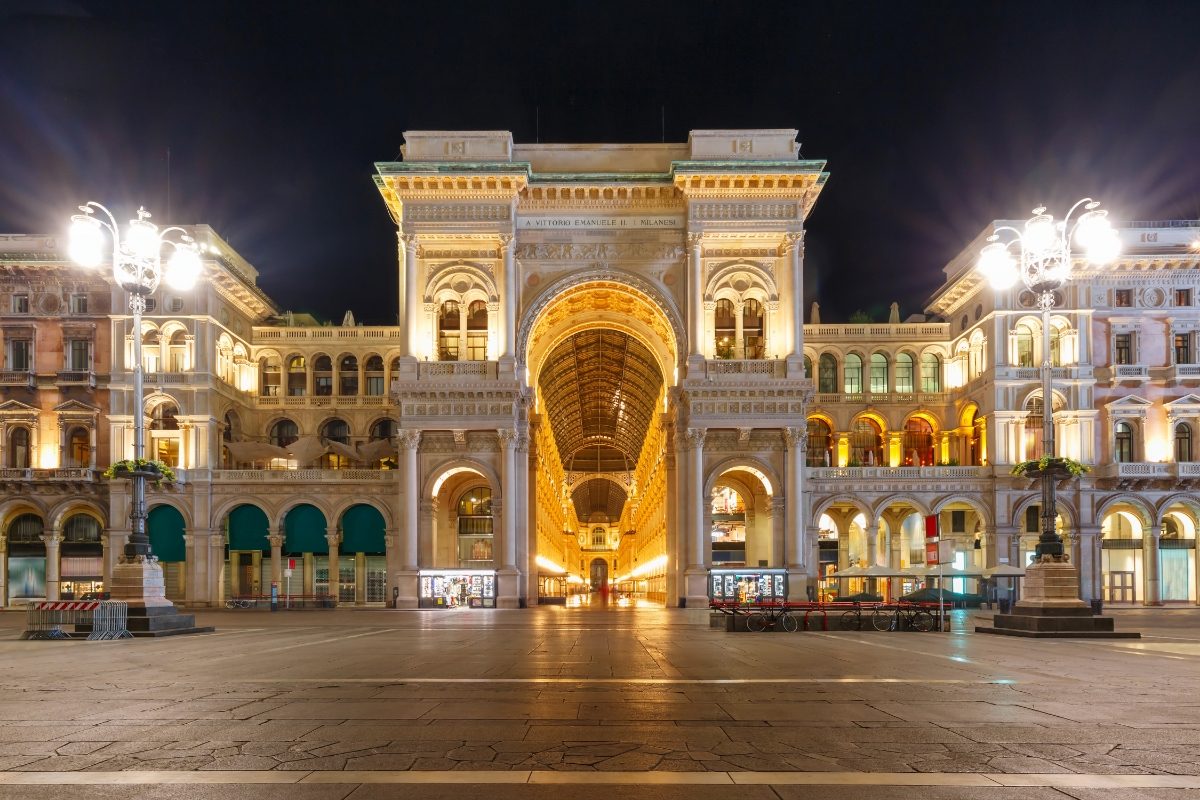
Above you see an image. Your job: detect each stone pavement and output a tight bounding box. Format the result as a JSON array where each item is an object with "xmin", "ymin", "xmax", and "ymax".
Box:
[{"xmin": 1, "ymin": 604, "xmax": 1199, "ymax": 799}]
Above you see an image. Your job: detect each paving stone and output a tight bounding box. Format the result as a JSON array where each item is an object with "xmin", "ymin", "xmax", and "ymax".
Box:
[
  {"xmin": 197, "ymin": 755, "xmax": 280, "ymax": 770},
  {"xmin": 274, "ymin": 755, "xmax": 350, "ymax": 770},
  {"xmin": 343, "ymin": 753, "xmax": 418, "ymax": 770},
  {"xmin": 593, "ymin": 750, "xmax": 663, "ymax": 770}
]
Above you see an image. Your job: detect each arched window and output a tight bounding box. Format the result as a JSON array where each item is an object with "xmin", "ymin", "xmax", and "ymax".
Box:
[
  {"xmin": 592, "ymin": 527, "xmax": 607, "ymax": 547},
  {"xmin": 168, "ymin": 330, "xmax": 188, "ymax": 372},
  {"xmin": 6, "ymin": 513, "xmax": 44, "ymax": 545},
  {"xmin": 313, "ymin": 355, "xmax": 333, "ymax": 396},
  {"xmin": 370, "ymin": 418, "xmax": 396, "ymax": 441},
  {"xmin": 818, "ymin": 354, "xmax": 837, "ymax": 394},
  {"xmin": 743, "ymin": 299, "xmax": 765, "ymax": 359},
  {"xmin": 1025, "ymin": 396, "xmax": 1045, "ymax": 460},
  {"xmin": 8, "ymin": 426, "xmax": 30, "ymax": 468},
  {"xmin": 287, "ymin": 355, "xmax": 306, "ymax": 396},
  {"xmin": 844, "ymin": 354, "xmax": 863, "ymax": 394},
  {"xmin": 1114, "ymin": 421, "xmax": 1135, "ymax": 463},
  {"xmin": 149, "ymin": 402, "xmax": 180, "ymax": 466},
  {"xmin": 389, "ymin": 356, "xmax": 400, "ymax": 375},
  {"xmin": 270, "ymin": 419, "xmax": 299, "ymax": 448},
  {"xmin": 142, "ymin": 329, "xmax": 161, "ymax": 372},
  {"xmin": 320, "ymin": 418, "xmax": 351, "ymax": 469},
  {"xmin": 150, "ymin": 403, "xmax": 178, "ymax": 431},
  {"xmin": 850, "ymin": 418, "xmax": 883, "ymax": 466},
  {"xmin": 714, "ymin": 299, "xmax": 736, "ymax": 359},
  {"xmin": 803, "ymin": 355, "xmax": 812, "ymax": 379},
  {"xmin": 364, "ymin": 355, "xmax": 385, "ymax": 396},
  {"xmin": 1176, "ymin": 423, "xmax": 1193, "ymax": 463},
  {"xmin": 806, "ymin": 418, "xmax": 833, "ymax": 467},
  {"xmin": 457, "ymin": 486, "xmax": 494, "ymax": 565},
  {"xmin": 261, "ymin": 355, "xmax": 281, "ymax": 396},
  {"xmin": 869, "ymin": 353, "xmax": 888, "ymax": 394},
  {"xmin": 66, "ymin": 427, "xmax": 90, "ymax": 468},
  {"xmin": 466, "ymin": 300, "xmax": 488, "ymax": 361},
  {"xmin": 895, "ymin": 352, "xmax": 914, "ymax": 394},
  {"xmin": 902, "ymin": 418, "xmax": 935, "ymax": 466},
  {"xmin": 222, "ymin": 411, "xmax": 240, "ymax": 468},
  {"xmin": 339, "ymin": 355, "xmax": 358, "ymax": 395},
  {"xmin": 63, "ymin": 514, "xmax": 101, "ymax": 544},
  {"xmin": 1050, "ymin": 324, "xmax": 1064, "ymax": 367},
  {"xmin": 1014, "ymin": 324, "xmax": 1034, "ymax": 367},
  {"xmin": 920, "ymin": 353, "xmax": 941, "ymax": 392},
  {"xmin": 438, "ymin": 301, "xmax": 460, "ymax": 361}
]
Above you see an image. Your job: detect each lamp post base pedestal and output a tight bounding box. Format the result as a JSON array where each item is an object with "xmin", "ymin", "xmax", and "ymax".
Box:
[
  {"xmin": 109, "ymin": 556, "xmax": 214, "ymax": 637},
  {"xmin": 975, "ymin": 559, "xmax": 1139, "ymax": 639}
]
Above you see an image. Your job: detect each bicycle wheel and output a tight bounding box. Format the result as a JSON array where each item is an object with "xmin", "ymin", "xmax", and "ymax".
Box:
[
  {"xmin": 910, "ymin": 610, "xmax": 935, "ymax": 632},
  {"xmin": 839, "ymin": 610, "xmax": 861, "ymax": 630},
  {"xmin": 780, "ymin": 612, "xmax": 800, "ymax": 633},
  {"xmin": 871, "ymin": 608, "xmax": 896, "ymax": 632},
  {"xmin": 746, "ymin": 612, "xmax": 769, "ymax": 632},
  {"xmin": 224, "ymin": 599, "xmax": 235, "ymax": 609}
]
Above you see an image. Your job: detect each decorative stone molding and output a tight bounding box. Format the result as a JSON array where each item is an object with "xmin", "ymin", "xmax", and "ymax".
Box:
[
  {"xmin": 512, "ymin": 242, "xmax": 684, "ymax": 262},
  {"xmin": 497, "ymin": 429, "xmax": 518, "ymax": 448},
  {"xmin": 397, "ymin": 430, "xmax": 422, "ymax": 450},
  {"xmin": 267, "ymin": 533, "xmax": 285, "ymax": 548},
  {"xmin": 737, "ymin": 428, "xmax": 753, "ymax": 444},
  {"xmin": 690, "ymin": 203, "xmax": 800, "ymax": 222},
  {"xmin": 685, "ymin": 427, "xmax": 707, "ymax": 451},
  {"xmin": 404, "ymin": 204, "xmax": 512, "ymax": 223},
  {"xmin": 783, "ymin": 426, "xmax": 808, "ymax": 451}
]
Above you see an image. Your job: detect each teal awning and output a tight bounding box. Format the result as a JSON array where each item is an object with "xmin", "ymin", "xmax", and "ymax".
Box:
[
  {"xmin": 148, "ymin": 505, "xmax": 186, "ymax": 562},
  {"xmin": 228, "ymin": 504, "xmax": 269, "ymax": 551},
  {"xmin": 285, "ymin": 504, "xmax": 328, "ymax": 554},
  {"xmin": 341, "ymin": 504, "xmax": 386, "ymax": 554}
]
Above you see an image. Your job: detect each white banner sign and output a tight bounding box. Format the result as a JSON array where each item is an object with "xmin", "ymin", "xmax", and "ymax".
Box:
[{"xmin": 517, "ymin": 215, "xmax": 684, "ymax": 230}]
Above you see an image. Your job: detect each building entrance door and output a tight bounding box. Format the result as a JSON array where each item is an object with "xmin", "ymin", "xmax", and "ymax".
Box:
[
  {"xmin": 1105, "ymin": 571, "xmax": 1135, "ymax": 603},
  {"xmin": 590, "ymin": 558, "xmax": 608, "ymax": 591}
]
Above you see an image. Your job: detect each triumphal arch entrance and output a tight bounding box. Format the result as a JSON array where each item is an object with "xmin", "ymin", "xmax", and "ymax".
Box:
[{"xmin": 375, "ymin": 129, "xmax": 826, "ymax": 609}]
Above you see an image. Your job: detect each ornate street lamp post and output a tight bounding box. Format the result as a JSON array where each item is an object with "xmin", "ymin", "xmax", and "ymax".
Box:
[
  {"xmin": 69, "ymin": 203, "xmax": 201, "ymax": 563},
  {"xmin": 976, "ymin": 199, "xmax": 1119, "ymax": 563}
]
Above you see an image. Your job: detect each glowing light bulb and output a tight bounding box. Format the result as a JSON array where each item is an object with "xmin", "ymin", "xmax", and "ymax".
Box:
[
  {"xmin": 164, "ymin": 244, "xmax": 201, "ymax": 290},
  {"xmin": 1024, "ymin": 216, "xmax": 1057, "ymax": 253},
  {"xmin": 978, "ymin": 242, "xmax": 1018, "ymax": 290},
  {"xmin": 126, "ymin": 219, "xmax": 160, "ymax": 260},
  {"xmin": 68, "ymin": 218, "xmax": 104, "ymax": 267},
  {"xmin": 1085, "ymin": 230, "xmax": 1120, "ymax": 266}
]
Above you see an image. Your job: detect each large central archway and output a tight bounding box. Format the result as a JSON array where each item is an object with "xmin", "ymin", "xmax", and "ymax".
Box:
[{"xmin": 522, "ymin": 273, "xmax": 682, "ymax": 606}]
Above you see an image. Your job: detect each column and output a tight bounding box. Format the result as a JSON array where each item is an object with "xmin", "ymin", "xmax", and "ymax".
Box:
[
  {"xmin": 683, "ymin": 427, "xmax": 708, "ymax": 606},
  {"xmin": 497, "ymin": 429, "xmax": 519, "ymax": 608},
  {"xmin": 785, "ymin": 232, "xmax": 804, "ymax": 367},
  {"xmin": 268, "ymin": 532, "xmax": 284, "ymax": 593},
  {"xmin": 769, "ymin": 497, "xmax": 786, "ymax": 568},
  {"xmin": 302, "ymin": 552, "xmax": 314, "ymax": 597},
  {"xmin": 687, "ymin": 233, "xmax": 703, "ymax": 364},
  {"xmin": 783, "ymin": 427, "xmax": 807, "ymax": 600},
  {"xmin": 499, "ymin": 234, "xmax": 516, "ymax": 363},
  {"xmin": 401, "ymin": 233, "xmax": 419, "ymax": 359},
  {"xmin": 43, "ymin": 530, "xmax": 63, "ymax": 600},
  {"xmin": 395, "ymin": 430, "xmax": 421, "ymax": 609},
  {"xmin": 0, "ymin": 533, "xmax": 8, "ymax": 606},
  {"xmin": 664, "ymin": 419, "xmax": 681, "ymax": 605},
  {"xmin": 1144, "ymin": 524, "xmax": 1162, "ymax": 606},
  {"xmin": 1076, "ymin": 525, "xmax": 1099, "ymax": 602},
  {"xmin": 354, "ymin": 552, "xmax": 366, "ymax": 606},
  {"xmin": 418, "ymin": 499, "xmax": 436, "ymax": 567},
  {"xmin": 209, "ymin": 532, "xmax": 226, "ymax": 606},
  {"xmin": 326, "ymin": 531, "xmax": 342, "ymax": 606},
  {"xmin": 703, "ymin": 302, "xmax": 716, "ymax": 359}
]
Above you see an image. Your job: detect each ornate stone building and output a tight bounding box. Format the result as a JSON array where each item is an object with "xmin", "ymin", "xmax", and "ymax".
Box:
[{"xmin": 1, "ymin": 129, "xmax": 1198, "ymax": 610}]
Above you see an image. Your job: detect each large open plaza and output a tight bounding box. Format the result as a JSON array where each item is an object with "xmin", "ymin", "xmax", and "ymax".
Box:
[{"xmin": 0, "ymin": 606, "xmax": 1199, "ymax": 798}]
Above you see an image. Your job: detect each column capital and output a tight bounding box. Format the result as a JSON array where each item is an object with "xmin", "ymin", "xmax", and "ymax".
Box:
[
  {"xmin": 325, "ymin": 531, "xmax": 342, "ymax": 548},
  {"xmin": 687, "ymin": 232, "xmax": 704, "ymax": 247},
  {"xmin": 41, "ymin": 531, "xmax": 64, "ymax": 546},
  {"xmin": 516, "ymin": 432, "xmax": 530, "ymax": 453},
  {"xmin": 497, "ymin": 428, "xmax": 518, "ymax": 448},
  {"xmin": 783, "ymin": 231, "xmax": 805, "ymax": 251},
  {"xmin": 397, "ymin": 429, "xmax": 422, "ymax": 450},
  {"xmin": 783, "ymin": 426, "xmax": 807, "ymax": 450},
  {"xmin": 267, "ymin": 533, "xmax": 285, "ymax": 548},
  {"xmin": 498, "ymin": 233, "xmax": 514, "ymax": 248},
  {"xmin": 399, "ymin": 232, "xmax": 419, "ymax": 250},
  {"xmin": 685, "ymin": 427, "xmax": 706, "ymax": 451}
]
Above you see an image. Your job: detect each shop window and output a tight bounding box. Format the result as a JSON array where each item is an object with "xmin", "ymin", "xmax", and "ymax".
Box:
[
  {"xmin": 806, "ymin": 418, "xmax": 832, "ymax": 467},
  {"xmin": 869, "ymin": 353, "xmax": 888, "ymax": 394},
  {"xmin": 818, "ymin": 354, "xmax": 837, "ymax": 393},
  {"xmin": 313, "ymin": 355, "xmax": 333, "ymax": 396},
  {"xmin": 714, "ymin": 299, "xmax": 736, "ymax": 359},
  {"xmin": 1114, "ymin": 421, "xmax": 1135, "ymax": 463},
  {"xmin": 261, "ymin": 356, "xmax": 281, "ymax": 396},
  {"xmin": 1175, "ymin": 423, "xmax": 1192, "ymax": 463},
  {"xmin": 286, "ymin": 355, "xmax": 306, "ymax": 396},
  {"xmin": 270, "ymin": 419, "xmax": 299, "ymax": 448},
  {"xmin": 339, "ymin": 355, "xmax": 359, "ymax": 395},
  {"xmin": 438, "ymin": 301, "xmax": 461, "ymax": 361},
  {"xmin": 742, "ymin": 299, "xmax": 765, "ymax": 359},
  {"xmin": 66, "ymin": 427, "xmax": 90, "ymax": 468},
  {"xmin": 849, "ymin": 418, "xmax": 883, "ymax": 466},
  {"xmin": 466, "ymin": 301, "xmax": 488, "ymax": 361},
  {"xmin": 710, "ymin": 486, "xmax": 746, "ymax": 565},
  {"xmin": 843, "ymin": 354, "xmax": 862, "ymax": 394},
  {"xmin": 6, "ymin": 338, "xmax": 31, "ymax": 371},
  {"xmin": 1114, "ymin": 333, "xmax": 1133, "ymax": 365},
  {"xmin": 902, "ymin": 418, "xmax": 934, "ymax": 466},
  {"xmin": 1175, "ymin": 333, "xmax": 1193, "ymax": 365},
  {"xmin": 8, "ymin": 426, "xmax": 31, "ymax": 468},
  {"xmin": 63, "ymin": 515, "xmax": 101, "ymax": 544},
  {"xmin": 457, "ymin": 487, "xmax": 494, "ymax": 565},
  {"xmin": 364, "ymin": 355, "xmax": 385, "ymax": 395},
  {"xmin": 895, "ymin": 352, "xmax": 914, "ymax": 393},
  {"xmin": 920, "ymin": 353, "xmax": 941, "ymax": 392}
]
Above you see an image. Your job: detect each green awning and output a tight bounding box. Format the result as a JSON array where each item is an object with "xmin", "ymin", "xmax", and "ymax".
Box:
[
  {"xmin": 228, "ymin": 504, "xmax": 269, "ymax": 551},
  {"xmin": 341, "ymin": 504, "xmax": 386, "ymax": 554},
  {"xmin": 285, "ymin": 504, "xmax": 328, "ymax": 554},
  {"xmin": 148, "ymin": 505, "xmax": 186, "ymax": 563}
]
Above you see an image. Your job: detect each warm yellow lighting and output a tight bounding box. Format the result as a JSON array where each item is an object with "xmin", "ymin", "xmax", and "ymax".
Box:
[
  {"xmin": 978, "ymin": 242, "xmax": 1018, "ymax": 289},
  {"xmin": 126, "ymin": 217, "xmax": 160, "ymax": 259},
  {"xmin": 614, "ymin": 553, "xmax": 668, "ymax": 583},
  {"xmin": 1145, "ymin": 438, "xmax": 1169, "ymax": 463},
  {"xmin": 536, "ymin": 555, "xmax": 566, "ymax": 574},
  {"xmin": 164, "ymin": 243, "xmax": 201, "ymax": 290}
]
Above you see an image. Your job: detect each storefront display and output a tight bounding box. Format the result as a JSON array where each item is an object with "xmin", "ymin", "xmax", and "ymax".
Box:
[
  {"xmin": 708, "ymin": 567, "xmax": 787, "ymax": 603},
  {"xmin": 419, "ymin": 569, "xmax": 496, "ymax": 608}
]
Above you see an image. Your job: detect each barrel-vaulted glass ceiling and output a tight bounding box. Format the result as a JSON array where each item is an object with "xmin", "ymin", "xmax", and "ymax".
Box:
[{"xmin": 538, "ymin": 329, "xmax": 663, "ymax": 522}]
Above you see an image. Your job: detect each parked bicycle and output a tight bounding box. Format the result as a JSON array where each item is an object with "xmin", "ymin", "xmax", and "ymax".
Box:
[
  {"xmin": 745, "ymin": 605, "xmax": 800, "ymax": 632},
  {"xmin": 839, "ymin": 603, "xmax": 867, "ymax": 630},
  {"xmin": 224, "ymin": 597, "xmax": 255, "ymax": 609},
  {"xmin": 871, "ymin": 602, "xmax": 935, "ymax": 632}
]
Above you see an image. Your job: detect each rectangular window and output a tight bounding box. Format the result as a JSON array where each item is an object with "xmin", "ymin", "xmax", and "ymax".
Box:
[
  {"xmin": 895, "ymin": 358, "xmax": 913, "ymax": 393},
  {"xmin": 1025, "ymin": 506, "xmax": 1040, "ymax": 534},
  {"xmin": 67, "ymin": 339, "xmax": 90, "ymax": 371},
  {"xmin": 869, "ymin": 359, "xmax": 887, "ymax": 394},
  {"xmin": 314, "ymin": 376, "xmax": 333, "ymax": 396},
  {"xmin": 1175, "ymin": 333, "xmax": 1193, "ymax": 365},
  {"xmin": 466, "ymin": 333, "xmax": 487, "ymax": 361},
  {"xmin": 70, "ymin": 295, "xmax": 88, "ymax": 314},
  {"xmin": 1176, "ymin": 289, "xmax": 1193, "ymax": 307},
  {"xmin": 8, "ymin": 339, "xmax": 32, "ymax": 371},
  {"xmin": 366, "ymin": 376, "xmax": 384, "ymax": 396},
  {"xmin": 951, "ymin": 510, "xmax": 966, "ymax": 533},
  {"xmin": 144, "ymin": 298, "xmax": 157, "ymax": 313},
  {"xmin": 11, "ymin": 294, "xmax": 29, "ymax": 314},
  {"xmin": 1114, "ymin": 333, "xmax": 1133, "ymax": 365},
  {"xmin": 169, "ymin": 297, "xmax": 184, "ymax": 312},
  {"xmin": 1114, "ymin": 289, "xmax": 1133, "ymax": 307}
]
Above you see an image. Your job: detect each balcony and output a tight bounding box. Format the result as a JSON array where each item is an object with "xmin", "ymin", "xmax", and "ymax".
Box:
[
  {"xmin": 807, "ymin": 466, "xmax": 990, "ymax": 480},
  {"xmin": 704, "ymin": 359, "xmax": 786, "ymax": 379},
  {"xmin": 254, "ymin": 326, "xmax": 403, "ymax": 342},
  {"xmin": 1096, "ymin": 462, "xmax": 1200, "ymax": 480},
  {"xmin": 254, "ymin": 395, "xmax": 390, "ymax": 409},
  {"xmin": 56, "ymin": 370, "xmax": 96, "ymax": 388},
  {"xmin": 0, "ymin": 468, "xmax": 97, "ymax": 482},
  {"xmin": 0, "ymin": 370, "xmax": 34, "ymax": 388},
  {"xmin": 1168, "ymin": 364, "xmax": 1200, "ymax": 382},
  {"xmin": 1110, "ymin": 364, "xmax": 1150, "ymax": 382},
  {"xmin": 418, "ymin": 361, "xmax": 494, "ymax": 379},
  {"xmin": 994, "ymin": 366, "xmax": 1093, "ymax": 382},
  {"xmin": 813, "ymin": 391, "xmax": 948, "ymax": 406},
  {"xmin": 209, "ymin": 468, "xmax": 395, "ymax": 483},
  {"xmin": 142, "ymin": 372, "xmax": 194, "ymax": 384}
]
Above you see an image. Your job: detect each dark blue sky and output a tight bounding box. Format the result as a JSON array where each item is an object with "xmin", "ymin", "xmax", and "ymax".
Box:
[{"xmin": 1, "ymin": 0, "xmax": 1198, "ymax": 324}]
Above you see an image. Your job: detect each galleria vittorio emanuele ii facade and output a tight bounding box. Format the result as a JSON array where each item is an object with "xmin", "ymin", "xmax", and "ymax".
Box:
[{"xmin": 1, "ymin": 129, "xmax": 1199, "ymax": 611}]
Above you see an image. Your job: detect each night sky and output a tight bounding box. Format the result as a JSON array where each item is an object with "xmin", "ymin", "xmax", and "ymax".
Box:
[{"xmin": 1, "ymin": 1, "xmax": 1198, "ymax": 325}]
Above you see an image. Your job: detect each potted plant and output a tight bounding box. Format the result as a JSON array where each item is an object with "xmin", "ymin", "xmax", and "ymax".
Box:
[
  {"xmin": 1010, "ymin": 456, "xmax": 1089, "ymax": 480},
  {"xmin": 103, "ymin": 458, "xmax": 177, "ymax": 487}
]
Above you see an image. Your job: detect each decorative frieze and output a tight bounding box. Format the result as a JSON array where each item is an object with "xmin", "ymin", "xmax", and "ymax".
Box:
[
  {"xmin": 513, "ymin": 242, "xmax": 684, "ymax": 262},
  {"xmin": 403, "ymin": 204, "xmax": 512, "ymax": 223},
  {"xmin": 690, "ymin": 203, "xmax": 800, "ymax": 221}
]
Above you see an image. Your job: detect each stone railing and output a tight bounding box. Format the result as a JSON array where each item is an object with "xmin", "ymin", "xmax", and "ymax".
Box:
[
  {"xmin": 705, "ymin": 359, "xmax": 785, "ymax": 378},
  {"xmin": 418, "ymin": 361, "xmax": 493, "ymax": 379},
  {"xmin": 142, "ymin": 372, "xmax": 193, "ymax": 384},
  {"xmin": 813, "ymin": 391, "xmax": 947, "ymax": 406},
  {"xmin": 807, "ymin": 466, "xmax": 990, "ymax": 480},
  {"xmin": 0, "ymin": 370, "xmax": 34, "ymax": 387},
  {"xmin": 994, "ymin": 366, "xmax": 1090, "ymax": 381},
  {"xmin": 0, "ymin": 468, "xmax": 97, "ymax": 481},
  {"xmin": 56, "ymin": 370, "xmax": 96, "ymax": 388},
  {"xmin": 1169, "ymin": 364, "xmax": 1200, "ymax": 380},
  {"xmin": 1096, "ymin": 462, "xmax": 1172, "ymax": 479},
  {"xmin": 1113, "ymin": 364, "xmax": 1150, "ymax": 380},
  {"xmin": 253, "ymin": 327, "xmax": 403, "ymax": 342},
  {"xmin": 255, "ymin": 394, "xmax": 389, "ymax": 409},
  {"xmin": 211, "ymin": 468, "xmax": 395, "ymax": 482},
  {"xmin": 805, "ymin": 323, "xmax": 948, "ymax": 340}
]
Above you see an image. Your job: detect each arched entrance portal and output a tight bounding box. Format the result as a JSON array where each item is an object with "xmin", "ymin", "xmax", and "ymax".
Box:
[{"xmin": 522, "ymin": 275, "xmax": 682, "ymax": 607}]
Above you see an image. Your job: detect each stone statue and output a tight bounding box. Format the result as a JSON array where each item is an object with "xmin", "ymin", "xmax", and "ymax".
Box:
[{"xmin": 810, "ymin": 301, "xmax": 821, "ymax": 325}]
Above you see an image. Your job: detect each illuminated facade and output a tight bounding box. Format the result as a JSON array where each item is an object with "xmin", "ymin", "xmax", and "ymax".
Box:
[{"xmin": 1, "ymin": 130, "xmax": 1198, "ymax": 609}]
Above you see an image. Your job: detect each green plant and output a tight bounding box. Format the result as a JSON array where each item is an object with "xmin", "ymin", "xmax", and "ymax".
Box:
[
  {"xmin": 847, "ymin": 458, "xmax": 863, "ymax": 468},
  {"xmin": 102, "ymin": 458, "xmax": 177, "ymax": 487},
  {"xmin": 1010, "ymin": 456, "xmax": 1089, "ymax": 478},
  {"xmin": 936, "ymin": 458, "xmax": 961, "ymax": 467}
]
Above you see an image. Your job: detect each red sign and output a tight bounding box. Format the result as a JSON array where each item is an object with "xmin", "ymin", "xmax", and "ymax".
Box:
[
  {"xmin": 924, "ymin": 515, "xmax": 939, "ymax": 539},
  {"xmin": 925, "ymin": 542, "xmax": 940, "ymax": 565},
  {"xmin": 288, "ymin": 558, "xmax": 296, "ymax": 570}
]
